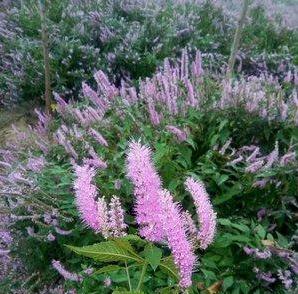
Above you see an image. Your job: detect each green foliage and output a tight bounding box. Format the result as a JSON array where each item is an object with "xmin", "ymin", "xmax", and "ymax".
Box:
[
  {"xmin": 1, "ymin": 1, "xmax": 297, "ymax": 293},
  {"xmin": 1, "ymin": 0, "xmax": 297, "ymax": 105},
  {"xmin": 67, "ymin": 236, "xmax": 180, "ymax": 292}
]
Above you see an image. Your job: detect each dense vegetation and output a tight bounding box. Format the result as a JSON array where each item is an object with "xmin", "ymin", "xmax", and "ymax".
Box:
[{"xmin": 0, "ymin": 0, "xmax": 297, "ymax": 293}]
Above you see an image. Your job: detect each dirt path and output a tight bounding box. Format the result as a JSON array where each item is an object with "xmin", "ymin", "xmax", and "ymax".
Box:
[{"xmin": 0, "ymin": 103, "xmax": 37, "ymax": 147}]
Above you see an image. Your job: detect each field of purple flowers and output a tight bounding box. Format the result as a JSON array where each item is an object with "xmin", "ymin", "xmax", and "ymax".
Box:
[{"xmin": 0, "ymin": 1, "xmax": 297, "ymax": 293}]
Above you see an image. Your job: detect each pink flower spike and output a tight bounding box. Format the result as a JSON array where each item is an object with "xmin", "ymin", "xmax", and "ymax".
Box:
[
  {"xmin": 126, "ymin": 141, "xmax": 164, "ymax": 242},
  {"xmin": 108, "ymin": 196, "xmax": 127, "ymax": 238},
  {"xmin": 74, "ymin": 164, "xmax": 107, "ymax": 232},
  {"xmin": 185, "ymin": 177, "xmax": 217, "ymax": 250},
  {"xmin": 89, "ymin": 128, "xmax": 109, "ymax": 147},
  {"xmin": 166, "ymin": 125, "xmax": 188, "ymax": 142},
  {"xmin": 280, "ymin": 151, "xmax": 296, "ymax": 166},
  {"xmin": 52, "ymin": 260, "xmax": 82, "ymax": 282},
  {"xmin": 181, "ymin": 210, "xmax": 198, "ymax": 245},
  {"xmin": 263, "ymin": 141, "xmax": 279, "ymax": 170},
  {"xmin": 245, "ymin": 160, "xmax": 264, "ymax": 173},
  {"xmin": 160, "ymin": 189, "xmax": 196, "ymax": 288},
  {"xmin": 54, "ymin": 227, "xmax": 73, "ymax": 236}
]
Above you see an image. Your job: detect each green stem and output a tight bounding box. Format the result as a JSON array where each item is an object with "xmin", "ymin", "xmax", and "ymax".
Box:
[
  {"xmin": 125, "ymin": 261, "xmax": 132, "ymax": 291},
  {"xmin": 136, "ymin": 262, "xmax": 148, "ymax": 291}
]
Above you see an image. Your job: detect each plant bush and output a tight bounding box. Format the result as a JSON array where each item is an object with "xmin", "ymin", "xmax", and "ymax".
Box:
[{"xmin": 0, "ymin": 47, "xmax": 297, "ymax": 293}]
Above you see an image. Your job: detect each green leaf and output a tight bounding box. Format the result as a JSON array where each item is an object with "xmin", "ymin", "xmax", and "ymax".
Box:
[
  {"xmin": 213, "ymin": 183, "xmax": 242, "ymax": 205},
  {"xmin": 218, "ymin": 218, "xmax": 249, "ymax": 232},
  {"xmin": 122, "ymin": 234, "xmax": 146, "ymax": 244},
  {"xmin": 178, "ymin": 146, "xmax": 192, "ymax": 168},
  {"xmin": 93, "ymin": 265, "xmax": 123, "ymax": 275},
  {"xmin": 232, "ymin": 286, "xmax": 240, "ymax": 294},
  {"xmin": 214, "ymin": 233, "xmax": 250, "ymax": 247},
  {"xmin": 159, "ymin": 286, "xmax": 179, "ymax": 294},
  {"xmin": 230, "ymin": 223, "xmax": 250, "ymax": 233},
  {"xmin": 276, "ymin": 232, "xmax": 288, "ymax": 248},
  {"xmin": 255, "ymin": 225, "xmax": 266, "ymax": 239},
  {"xmin": 210, "ymin": 134, "xmax": 219, "ymax": 146},
  {"xmin": 113, "ymin": 291, "xmax": 144, "ymax": 294},
  {"xmin": 66, "ymin": 240, "xmax": 145, "ymax": 264},
  {"xmin": 113, "ymin": 238, "xmax": 143, "ymax": 262},
  {"xmin": 223, "ymin": 276, "xmax": 234, "ymax": 291},
  {"xmin": 239, "ymin": 281, "xmax": 250, "ymax": 294},
  {"xmin": 201, "ymin": 269, "xmax": 217, "ymax": 281},
  {"xmin": 159, "ymin": 256, "xmax": 179, "ymax": 280},
  {"xmin": 217, "ymin": 174, "xmax": 229, "ymax": 186},
  {"xmin": 201, "ymin": 257, "xmax": 218, "ymax": 269},
  {"xmin": 218, "ymin": 218, "xmax": 232, "ymax": 226},
  {"xmin": 144, "ymin": 244, "xmax": 162, "ymax": 271},
  {"xmin": 229, "ymin": 235, "xmax": 250, "ymax": 243},
  {"xmin": 218, "ymin": 119, "xmax": 228, "ymax": 131}
]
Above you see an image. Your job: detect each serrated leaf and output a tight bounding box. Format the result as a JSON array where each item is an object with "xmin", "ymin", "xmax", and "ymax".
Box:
[
  {"xmin": 144, "ymin": 244, "xmax": 162, "ymax": 271},
  {"xmin": 66, "ymin": 240, "xmax": 144, "ymax": 264},
  {"xmin": 113, "ymin": 238, "xmax": 143, "ymax": 261}
]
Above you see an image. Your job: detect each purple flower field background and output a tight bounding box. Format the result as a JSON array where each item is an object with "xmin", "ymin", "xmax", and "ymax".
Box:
[{"xmin": 0, "ymin": 0, "xmax": 297, "ymax": 293}]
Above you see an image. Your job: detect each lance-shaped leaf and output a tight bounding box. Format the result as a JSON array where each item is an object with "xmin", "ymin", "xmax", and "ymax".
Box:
[
  {"xmin": 93, "ymin": 265, "xmax": 123, "ymax": 275},
  {"xmin": 67, "ymin": 240, "xmax": 144, "ymax": 264}
]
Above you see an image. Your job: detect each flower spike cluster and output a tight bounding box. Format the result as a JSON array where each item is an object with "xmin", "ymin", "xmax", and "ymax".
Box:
[
  {"xmin": 74, "ymin": 164, "xmax": 127, "ymax": 238},
  {"xmin": 73, "ymin": 142, "xmax": 217, "ymax": 289}
]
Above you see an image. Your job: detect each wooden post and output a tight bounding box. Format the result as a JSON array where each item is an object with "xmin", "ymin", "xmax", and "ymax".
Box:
[
  {"xmin": 226, "ymin": 0, "xmax": 250, "ymax": 80},
  {"xmin": 39, "ymin": 0, "xmax": 52, "ymax": 115}
]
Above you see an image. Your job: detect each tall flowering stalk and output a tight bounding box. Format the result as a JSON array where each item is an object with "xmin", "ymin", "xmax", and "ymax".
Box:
[
  {"xmin": 34, "ymin": 109, "xmax": 51, "ymax": 136},
  {"xmin": 26, "ymin": 156, "xmax": 46, "ymax": 172},
  {"xmin": 74, "ymin": 164, "xmax": 108, "ymax": 232},
  {"xmin": 185, "ymin": 177, "xmax": 217, "ymax": 250},
  {"xmin": 108, "ymin": 196, "xmax": 127, "ymax": 237},
  {"xmin": 89, "ymin": 128, "xmax": 109, "ymax": 147},
  {"xmin": 126, "ymin": 141, "xmax": 164, "ymax": 242},
  {"xmin": 84, "ymin": 146, "xmax": 108, "ymax": 170},
  {"xmin": 160, "ymin": 189, "xmax": 196, "ymax": 288},
  {"xmin": 52, "ymin": 260, "xmax": 82, "ymax": 282},
  {"xmin": 82, "ymin": 82, "xmax": 106, "ymax": 111},
  {"xmin": 181, "ymin": 210, "xmax": 198, "ymax": 245},
  {"xmin": 166, "ymin": 125, "xmax": 188, "ymax": 142},
  {"xmin": 94, "ymin": 70, "xmax": 118, "ymax": 99},
  {"xmin": 263, "ymin": 141, "xmax": 279, "ymax": 169},
  {"xmin": 53, "ymin": 92, "xmax": 68, "ymax": 116}
]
